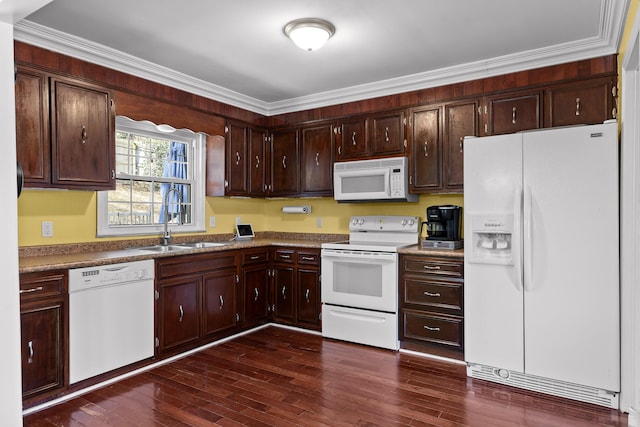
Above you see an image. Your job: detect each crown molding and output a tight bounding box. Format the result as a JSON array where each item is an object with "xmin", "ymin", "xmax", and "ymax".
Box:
[{"xmin": 14, "ymin": 0, "xmax": 626, "ymax": 117}]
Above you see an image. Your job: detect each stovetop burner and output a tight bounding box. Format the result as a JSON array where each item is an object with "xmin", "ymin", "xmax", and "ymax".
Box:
[{"xmin": 322, "ymin": 215, "xmax": 420, "ymax": 253}]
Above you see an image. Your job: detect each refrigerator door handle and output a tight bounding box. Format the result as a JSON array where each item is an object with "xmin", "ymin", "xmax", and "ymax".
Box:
[
  {"xmin": 514, "ymin": 185, "xmax": 523, "ymax": 291},
  {"xmin": 523, "ymin": 185, "xmax": 534, "ymax": 291}
]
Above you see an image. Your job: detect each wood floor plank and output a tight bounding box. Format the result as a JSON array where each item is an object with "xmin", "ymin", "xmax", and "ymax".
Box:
[{"xmin": 24, "ymin": 326, "xmax": 627, "ymax": 426}]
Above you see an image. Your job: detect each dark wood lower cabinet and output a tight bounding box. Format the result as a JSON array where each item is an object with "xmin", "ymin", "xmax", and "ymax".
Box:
[
  {"xmin": 19, "ymin": 270, "xmax": 67, "ymax": 404},
  {"xmin": 156, "ymin": 251, "xmax": 240, "ymax": 356},
  {"xmin": 241, "ymin": 248, "xmax": 270, "ymax": 327},
  {"xmin": 399, "ymin": 254, "xmax": 464, "ymax": 358},
  {"xmin": 270, "ymin": 248, "xmax": 321, "ymax": 331}
]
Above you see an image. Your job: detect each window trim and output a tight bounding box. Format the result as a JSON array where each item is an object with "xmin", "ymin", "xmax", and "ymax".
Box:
[{"xmin": 96, "ymin": 116, "xmax": 206, "ymax": 237}]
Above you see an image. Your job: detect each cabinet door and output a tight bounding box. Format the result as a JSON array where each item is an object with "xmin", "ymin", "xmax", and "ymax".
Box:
[
  {"xmin": 158, "ymin": 277, "xmax": 200, "ymax": 353},
  {"xmin": 548, "ymin": 78, "xmax": 615, "ymax": 127},
  {"xmin": 248, "ymin": 128, "xmax": 267, "ymax": 196},
  {"xmin": 203, "ymin": 269, "xmax": 238, "ymax": 337},
  {"xmin": 486, "ymin": 91, "xmax": 542, "ymax": 135},
  {"xmin": 410, "ymin": 106, "xmax": 442, "ymax": 192},
  {"xmin": 444, "ymin": 100, "xmax": 479, "ymax": 191},
  {"xmin": 243, "ymin": 265, "xmax": 269, "ymax": 325},
  {"xmin": 269, "ymin": 129, "xmax": 300, "ymax": 196},
  {"xmin": 370, "ymin": 111, "xmax": 406, "ymax": 156},
  {"xmin": 297, "ymin": 268, "xmax": 321, "ymax": 329},
  {"xmin": 336, "ymin": 116, "xmax": 368, "ymax": 160},
  {"xmin": 225, "ymin": 121, "xmax": 248, "ymax": 195},
  {"xmin": 15, "ymin": 66, "xmax": 50, "ymax": 186},
  {"xmin": 20, "ymin": 302, "xmax": 63, "ymax": 399},
  {"xmin": 273, "ymin": 266, "xmax": 295, "ymax": 322},
  {"xmin": 301, "ymin": 122, "xmax": 334, "ymax": 195},
  {"xmin": 51, "ymin": 77, "xmax": 115, "ymax": 190}
]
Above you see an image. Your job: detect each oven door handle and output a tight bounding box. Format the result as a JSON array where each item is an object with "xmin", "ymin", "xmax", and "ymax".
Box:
[{"xmin": 321, "ymin": 249, "xmax": 397, "ymax": 261}]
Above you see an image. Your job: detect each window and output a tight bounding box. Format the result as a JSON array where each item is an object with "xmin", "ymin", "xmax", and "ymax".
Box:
[{"xmin": 97, "ymin": 117, "xmax": 206, "ymax": 237}]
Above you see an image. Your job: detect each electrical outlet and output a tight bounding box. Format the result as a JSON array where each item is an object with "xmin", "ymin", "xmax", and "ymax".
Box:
[
  {"xmin": 236, "ymin": 216, "xmax": 241, "ymax": 225},
  {"xmin": 41, "ymin": 221, "xmax": 53, "ymax": 238},
  {"xmin": 209, "ymin": 216, "xmax": 216, "ymax": 227},
  {"xmin": 316, "ymin": 217, "xmax": 323, "ymax": 228}
]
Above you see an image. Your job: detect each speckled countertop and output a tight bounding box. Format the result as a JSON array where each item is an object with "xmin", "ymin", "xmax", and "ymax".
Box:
[
  {"xmin": 19, "ymin": 232, "xmax": 464, "ymax": 273},
  {"xmin": 398, "ymin": 244, "xmax": 464, "ymax": 258},
  {"xmin": 19, "ymin": 232, "xmax": 347, "ymax": 273}
]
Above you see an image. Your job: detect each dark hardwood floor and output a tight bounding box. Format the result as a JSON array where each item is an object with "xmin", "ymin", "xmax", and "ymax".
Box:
[{"xmin": 23, "ymin": 326, "xmax": 627, "ymax": 426}]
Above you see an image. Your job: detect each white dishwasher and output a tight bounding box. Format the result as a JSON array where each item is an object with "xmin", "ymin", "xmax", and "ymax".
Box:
[{"xmin": 68, "ymin": 259, "xmax": 155, "ymax": 384}]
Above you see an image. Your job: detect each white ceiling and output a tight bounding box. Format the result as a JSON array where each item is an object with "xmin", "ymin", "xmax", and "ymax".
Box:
[{"xmin": 13, "ymin": 0, "xmax": 630, "ymax": 116}]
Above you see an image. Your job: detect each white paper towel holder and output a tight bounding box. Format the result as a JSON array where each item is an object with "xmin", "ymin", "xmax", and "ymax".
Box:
[{"xmin": 282, "ymin": 205, "xmax": 311, "ymax": 214}]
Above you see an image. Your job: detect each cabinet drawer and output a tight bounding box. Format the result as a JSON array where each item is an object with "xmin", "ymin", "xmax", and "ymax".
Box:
[
  {"xmin": 297, "ymin": 250, "xmax": 320, "ymax": 266},
  {"xmin": 273, "ymin": 249, "xmax": 295, "ymax": 264},
  {"xmin": 158, "ymin": 252, "xmax": 238, "ymax": 279},
  {"xmin": 242, "ymin": 249, "xmax": 269, "ymax": 265},
  {"xmin": 402, "ymin": 310, "xmax": 463, "ymax": 349},
  {"xmin": 403, "ymin": 278, "xmax": 462, "ymax": 314},
  {"xmin": 403, "ymin": 256, "xmax": 463, "ymax": 278},
  {"xmin": 19, "ymin": 271, "xmax": 66, "ymax": 302}
]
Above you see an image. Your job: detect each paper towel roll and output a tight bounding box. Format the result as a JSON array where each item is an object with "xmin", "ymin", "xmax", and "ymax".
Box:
[{"xmin": 282, "ymin": 206, "xmax": 311, "ymax": 214}]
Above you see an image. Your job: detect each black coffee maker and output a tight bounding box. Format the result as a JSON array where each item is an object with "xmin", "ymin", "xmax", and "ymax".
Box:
[{"xmin": 421, "ymin": 205, "xmax": 463, "ymax": 249}]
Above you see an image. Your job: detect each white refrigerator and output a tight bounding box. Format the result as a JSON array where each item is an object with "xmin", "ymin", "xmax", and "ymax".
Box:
[{"xmin": 463, "ymin": 121, "xmax": 620, "ymax": 408}]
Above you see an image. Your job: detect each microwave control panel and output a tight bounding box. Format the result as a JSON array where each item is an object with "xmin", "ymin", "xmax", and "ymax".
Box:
[{"xmin": 390, "ymin": 167, "xmax": 406, "ymax": 197}]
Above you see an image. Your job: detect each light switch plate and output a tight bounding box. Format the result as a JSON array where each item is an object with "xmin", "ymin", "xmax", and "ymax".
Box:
[{"xmin": 209, "ymin": 216, "xmax": 216, "ymax": 227}]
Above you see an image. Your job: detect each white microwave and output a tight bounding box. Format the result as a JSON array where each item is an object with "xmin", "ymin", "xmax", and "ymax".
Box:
[{"xmin": 333, "ymin": 156, "xmax": 418, "ymax": 202}]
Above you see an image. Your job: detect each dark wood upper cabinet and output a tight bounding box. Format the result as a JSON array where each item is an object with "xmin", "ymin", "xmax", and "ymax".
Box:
[
  {"xmin": 224, "ymin": 121, "xmax": 248, "ymax": 195},
  {"xmin": 547, "ymin": 77, "xmax": 616, "ymax": 127},
  {"xmin": 269, "ymin": 128, "xmax": 300, "ymax": 196},
  {"xmin": 444, "ymin": 100, "xmax": 479, "ymax": 191},
  {"xmin": 370, "ymin": 111, "xmax": 407, "ymax": 156},
  {"xmin": 248, "ymin": 127, "xmax": 268, "ymax": 196},
  {"xmin": 336, "ymin": 116, "xmax": 368, "ymax": 160},
  {"xmin": 410, "ymin": 106, "xmax": 442, "ymax": 192},
  {"xmin": 485, "ymin": 90, "xmax": 543, "ymax": 135},
  {"xmin": 50, "ymin": 76, "xmax": 115, "ymax": 190},
  {"xmin": 15, "ymin": 66, "xmax": 50, "ymax": 186},
  {"xmin": 300, "ymin": 121, "xmax": 334, "ymax": 196}
]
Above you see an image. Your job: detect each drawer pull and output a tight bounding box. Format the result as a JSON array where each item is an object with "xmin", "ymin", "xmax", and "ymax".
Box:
[
  {"xmin": 27, "ymin": 340, "xmax": 34, "ymax": 363},
  {"xmin": 250, "ymin": 255, "xmax": 261, "ymax": 260},
  {"xmin": 424, "ymin": 325, "xmax": 441, "ymax": 332},
  {"xmin": 280, "ymin": 254, "xmax": 291, "ymax": 259},
  {"xmin": 423, "ymin": 265, "xmax": 441, "ymax": 271},
  {"xmin": 301, "ymin": 256, "xmax": 315, "ymax": 261},
  {"xmin": 423, "ymin": 291, "xmax": 441, "ymax": 297},
  {"xmin": 20, "ymin": 286, "xmax": 44, "ymax": 294}
]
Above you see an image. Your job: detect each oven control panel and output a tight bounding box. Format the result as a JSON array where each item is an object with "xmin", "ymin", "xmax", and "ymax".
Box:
[{"xmin": 349, "ymin": 215, "xmax": 419, "ymax": 232}]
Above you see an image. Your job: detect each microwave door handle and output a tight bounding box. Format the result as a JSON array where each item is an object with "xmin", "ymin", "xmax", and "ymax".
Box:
[{"xmin": 383, "ymin": 169, "xmax": 391, "ymax": 197}]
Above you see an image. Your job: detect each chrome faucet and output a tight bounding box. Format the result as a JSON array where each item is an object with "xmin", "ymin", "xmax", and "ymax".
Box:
[{"xmin": 161, "ymin": 186, "xmax": 183, "ymax": 245}]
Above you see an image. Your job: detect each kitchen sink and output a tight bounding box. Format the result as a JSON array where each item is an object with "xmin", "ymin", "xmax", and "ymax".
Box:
[
  {"xmin": 174, "ymin": 241, "xmax": 232, "ymax": 248},
  {"xmin": 132, "ymin": 244, "xmax": 190, "ymax": 253}
]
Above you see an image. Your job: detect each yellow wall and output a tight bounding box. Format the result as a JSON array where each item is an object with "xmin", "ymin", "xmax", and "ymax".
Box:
[{"xmin": 17, "ymin": 188, "xmax": 463, "ymax": 246}]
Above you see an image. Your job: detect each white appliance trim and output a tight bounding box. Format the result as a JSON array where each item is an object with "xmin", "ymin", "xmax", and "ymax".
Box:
[{"xmin": 621, "ymin": 10, "xmax": 640, "ymax": 418}]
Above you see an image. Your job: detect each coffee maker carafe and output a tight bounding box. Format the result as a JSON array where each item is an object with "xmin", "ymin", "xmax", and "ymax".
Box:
[{"xmin": 421, "ymin": 205, "xmax": 463, "ymax": 249}]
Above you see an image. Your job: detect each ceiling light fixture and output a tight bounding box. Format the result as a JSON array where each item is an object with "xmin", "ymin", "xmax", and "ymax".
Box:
[{"xmin": 284, "ymin": 18, "xmax": 335, "ymax": 51}]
